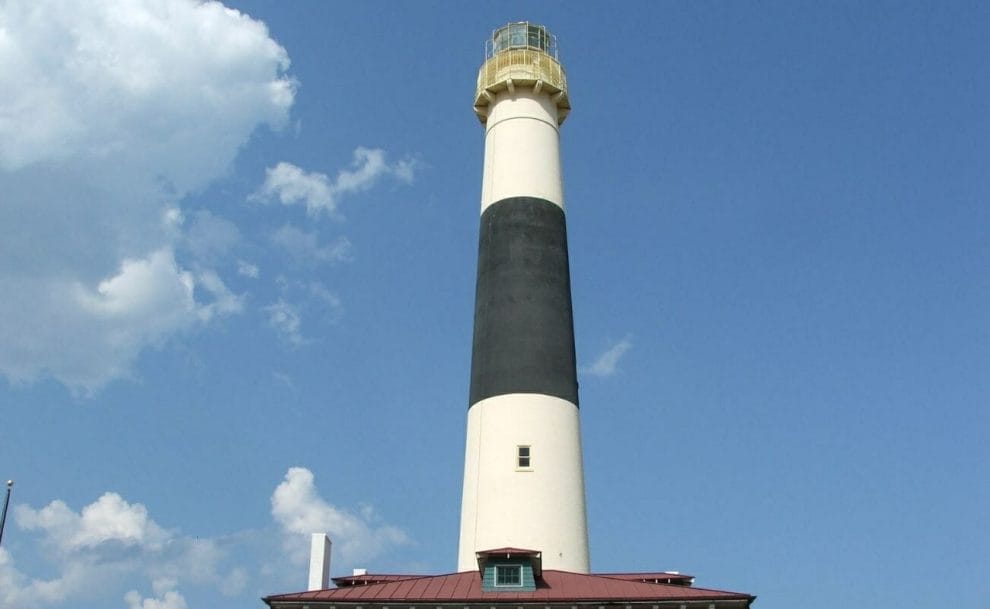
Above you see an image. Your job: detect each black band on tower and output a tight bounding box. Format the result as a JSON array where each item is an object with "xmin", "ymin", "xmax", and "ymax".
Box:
[{"xmin": 469, "ymin": 196, "xmax": 579, "ymax": 407}]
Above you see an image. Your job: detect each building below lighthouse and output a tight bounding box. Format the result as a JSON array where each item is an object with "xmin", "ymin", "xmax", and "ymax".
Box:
[{"xmin": 264, "ymin": 22, "xmax": 755, "ymax": 609}]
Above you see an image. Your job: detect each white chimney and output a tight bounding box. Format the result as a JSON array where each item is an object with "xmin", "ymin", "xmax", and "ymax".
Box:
[{"xmin": 307, "ymin": 534, "xmax": 332, "ymax": 591}]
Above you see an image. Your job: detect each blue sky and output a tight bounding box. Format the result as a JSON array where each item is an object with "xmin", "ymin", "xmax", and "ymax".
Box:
[{"xmin": 1, "ymin": 2, "xmax": 987, "ymax": 609}]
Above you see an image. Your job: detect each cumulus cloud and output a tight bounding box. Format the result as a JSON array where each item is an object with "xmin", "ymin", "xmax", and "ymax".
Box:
[
  {"xmin": 1, "ymin": 491, "xmax": 251, "ymax": 609},
  {"xmin": 17, "ymin": 492, "xmax": 169, "ymax": 554},
  {"xmin": 124, "ymin": 579, "xmax": 192, "ymax": 609},
  {"xmin": 1, "ymin": 470, "xmax": 410, "ymax": 608},
  {"xmin": 271, "ymin": 224, "xmax": 353, "ymax": 265},
  {"xmin": 0, "ymin": 248, "xmax": 242, "ymax": 393},
  {"xmin": 0, "ymin": 248, "xmax": 244, "ymax": 394},
  {"xmin": 253, "ymin": 148, "xmax": 415, "ymax": 217},
  {"xmin": 124, "ymin": 588, "xmax": 188, "ymax": 609},
  {"xmin": 264, "ymin": 280, "xmax": 343, "ymax": 345},
  {"xmin": 582, "ymin": 335, "xmax": 633, "ymax": 378},
  {"xmin": 0, "ymin": 548, "xmax": 77, "ymax": 607},
  {"xmin": 74, "ymin": 250, "xmax": 198, "ymax": 323},
  {"xmin": 272, "ymin": 467, "xmax": 409, "ymax": 566},
  {"xmin": 254, "ymin": 162, "xmax": 334, "ymax": 216},
  {"xmin": 0, "ymin": 0, "xmax": 294, "ymax": 393},
  {"xmin": 0, "ymin": 0, "xmax": 294, "ymax": 176}
]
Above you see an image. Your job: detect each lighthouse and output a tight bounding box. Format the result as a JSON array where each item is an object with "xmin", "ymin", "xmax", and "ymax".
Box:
[
  {"xmin": 265, "ymin": 23, "xmax": 756, "ymax": 609},
  {"xmin": 457, "ymin": 22, "xmax": 590, "ymax": 574}
]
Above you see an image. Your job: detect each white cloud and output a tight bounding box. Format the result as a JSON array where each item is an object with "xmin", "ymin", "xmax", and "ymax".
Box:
[
  {"xmin": 307, "ymin": 282, "xmax": 343, "ymax": 322},
  {"xmin": 2, "ymin": 493, "xmax": 177, "ymax": 608},
  {"xmin": 124, "ymin": 588, "xmax": 188, "ymax": 609},
  {"xmin": 2, "ymin": 491, "xmax": 251, "ymax": 609},
  {"xmin": 0, "ymin": 548, "xmax": 75, "ymax": 607},
  {"xmin": 218, "ymin": 568, "xmax": 249, "ymax": 596},
  {"xmin": 264, "ymin": 280, "xmax": 344, "ymax": 345},
  {"xmin": 0, "ymin": 0, "xmax": 294, "ymax": 177},
  {"xmin": 237, "ymin": 260, "xmax": 261, "ymax": 279},
  {"xmin": 251, "ymin": 150, "xmax": 415, "ymax": 347},
  {"xmin": 183, "ymin": 211, "xmax": 242, "ymax": 266},
  {"xmin": 582, "ymin": 335, "xmax": 633, "ymax": 378},
  {"xmin": 0, "ymin": 248, "xmax": 242, "ymax": 395},
  {"xmin": 254, "ymin": 162, "xmax": 335, "ymax": 216},
  {"xmin": 0, "ymin": 471, "xmax": 408, "ymax": 608},
  {"xmin": 195, "ymin": 270, "xmax": 244, "ymax": 322},
  {"xmin": 271, "ymin": 467, "xmax": 409, "ymax": 566},
  {"xmin": 391, "ymin": 158, "xmax": 417, "ymax": 184},
  {"xmin": 74, "ymin": 250, "xmax": 196, "ymax": 323},
  {"xmin": 0, "ymin": 0, "xmax": 294, "ymax": 393},
  {"xmin": 254, "ymin": 148, "xmax": 415, "ymax": 217},
  {"xmin": 17, "ymin": 492, "xmax": 169, "ymax": 553},
  {"xmin": 331, "ymin": 147, "xmax": 415, "ymax": 197},
  {"xmin": 272, "ymin": 371, "xmax": 296, "ymax": 390},
  {"xmin": 271, "ymin": 224, "xmax": 353, "ymax": 265},
  {"xmin": 265, "ymin": 299, "xmax": 305, "ymax": 345}
]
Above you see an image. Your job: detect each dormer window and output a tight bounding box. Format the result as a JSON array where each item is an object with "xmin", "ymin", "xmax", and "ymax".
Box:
[
  {"xmin": 477, "ymin": 548, "xmax": 540, "ymax": 592},
  {"xmin": 494, "ymin": 565, "xmax": 522, "ymax": 587}
]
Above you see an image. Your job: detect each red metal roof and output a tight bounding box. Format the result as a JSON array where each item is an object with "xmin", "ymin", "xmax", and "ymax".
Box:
[
  {"xmin": 333, "ymin": 574, "xmax": 424, "ymax": 587},
  {"xmin": 265, "ymin": 570, "xmax": 753, "ymax": 605},
  {"xmin": 596, "ymin": 572, "xmax": 695, "ymax": 586},
  {"xmin": 476, "ymin": 547, "xmax": 541, "ymax": 556}
]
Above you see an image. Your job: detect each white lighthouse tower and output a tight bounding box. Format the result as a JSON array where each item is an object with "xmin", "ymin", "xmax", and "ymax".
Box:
[
  {"xmin": 457, "ymin": 22, "xmax": 590, "ymax": 574},
  {"xmin": 268, "ymin": 23, "xmax": 756, "ymax": 609}
]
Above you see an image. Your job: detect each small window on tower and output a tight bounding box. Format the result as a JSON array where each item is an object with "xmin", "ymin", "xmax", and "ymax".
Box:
[
  {"xmin": 517, "ymin": 445, "xmax": 531, "ymax": 469},
  {"xmin": 495, "ymin": 564, "xmax": 523, "ymax": 587}
]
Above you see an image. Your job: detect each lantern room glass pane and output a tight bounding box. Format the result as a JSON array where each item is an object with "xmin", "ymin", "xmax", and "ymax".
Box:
[{"xmin": 493, "ymin": 23, "xmax": 549, "ymax": 53}]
